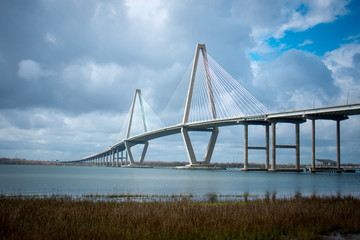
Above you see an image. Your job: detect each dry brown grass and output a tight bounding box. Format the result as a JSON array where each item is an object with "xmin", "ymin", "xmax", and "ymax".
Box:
[{"xmin": 1, "ymin": 195, "xmax": 359, "ymax": 239}]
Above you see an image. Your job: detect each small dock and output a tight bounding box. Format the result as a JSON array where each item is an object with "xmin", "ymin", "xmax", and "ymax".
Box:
[
  {"xmin": 268, "ymin": 168, "xmax": 303, "ymax": 172},
  {"xmin": 305, "ymin": 159, "xmax": 358, "ymax": 173},
  {"xmin": 242, "ymin": 168, "xmax": 303, "ymax": 172},
  {"xmin": 174, "ymin": 164, "xmax": 226, "ymax": 170},
  {"xmin": 121, "ymin": 164, "xmax": 153, "ymax": 168},
  {"xmin": 305, "ymin": 167, "xmax": 356, "ymax": 173},
  {"xmin": 241, "ymin": 168, "xmax": 268, "ymax": 172}
]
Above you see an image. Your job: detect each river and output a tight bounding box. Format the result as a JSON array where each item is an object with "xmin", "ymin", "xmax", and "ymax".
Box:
[{"xmin": 0, "ymin": 165, "xmax": 359, "ymax": 200}]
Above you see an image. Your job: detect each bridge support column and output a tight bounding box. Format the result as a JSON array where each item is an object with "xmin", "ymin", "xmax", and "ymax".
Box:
[
  {"xmin": 110, "ymin": 152, "xmax": 112, "ymax": 167},
  {"xmin": 266, "ymin": 125, "xmax": 270, "ymax": 169},
  {"xmin": 337, "ymin": 120, "xmax": 341, "ymax": 172},
  {"xmin": 312, "ymin": 119, "xmax": 316, "ymax": 169},
  {"xmin": 267, "ymin": 118, "xmax": 305, "ymax": 172},
  {"xmin": 116, "ymin": 149, "xmax": 119, "ymax": 167},
  {"xmin": 181, "ymin": 127, "xmax": 219, "ymax": 166},
  {"xmin": 121, "ymin": 151, "xmax": 124, "ymax": 165},
  {"xmin": 244, "ymin": 124, "xmax": 248, "ymax": 170},
  {"xmin": 112, "ymin": 150, "xmax": 115, "ymax": 167},
  {"xmin": 271, "ymin": 122, "xmax": 276, "ymax": 171},
  {"xmin": 296, "ymin": 123, "xmax": 300, "ymax": 170},
  {"xmin": 125, "ymin": 141, "xmax": 149, "ymax": 166},
  {"xmin": 181, "ymin": 128, "xmax": 197, "ymax": 165},
  {"xmin": 307, "ymin": 115, "xmax": 347, "ymax": 173},
  {"xmin": 110, "ymin": 152, "xmax": 112, "ymax": 166},
  {"xmin": 125, "ymin": 150, "xmax": 128, "ymax": 165},
  {"xmin": 242, "ymin": 122, "xmax": 270, "ymax": 171}
]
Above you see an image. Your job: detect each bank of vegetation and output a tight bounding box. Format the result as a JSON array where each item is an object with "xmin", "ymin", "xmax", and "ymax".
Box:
[{"xmin": 1, "ymin": 195, "xmax": 359, "ymax": 239}]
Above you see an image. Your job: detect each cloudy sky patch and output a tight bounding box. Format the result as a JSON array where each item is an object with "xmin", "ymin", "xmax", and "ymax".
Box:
[{"xmin": 0, "ymin": 0, "xmax": 359, "ymax": 164}]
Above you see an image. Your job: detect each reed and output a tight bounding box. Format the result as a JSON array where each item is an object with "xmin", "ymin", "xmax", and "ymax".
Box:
[{"xmin": 1, "ymin": 195, "xmax": 359, "ymax": 239}]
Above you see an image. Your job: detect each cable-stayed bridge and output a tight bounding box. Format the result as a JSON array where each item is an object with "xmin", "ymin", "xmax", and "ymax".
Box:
[{"xmin": 64, "ymin": 44, "xmax": 360, "ymax": 172}]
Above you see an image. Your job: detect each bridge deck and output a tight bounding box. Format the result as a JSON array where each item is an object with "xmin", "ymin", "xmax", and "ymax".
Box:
[{"xmin": 75, "ymin": 103, "xmax": 360, "ymax": 162}]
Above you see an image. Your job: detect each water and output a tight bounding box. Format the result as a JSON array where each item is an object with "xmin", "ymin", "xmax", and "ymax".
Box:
[{"xmin": 0, "ymin": 165, "xmax": 359, "ymax": 200}]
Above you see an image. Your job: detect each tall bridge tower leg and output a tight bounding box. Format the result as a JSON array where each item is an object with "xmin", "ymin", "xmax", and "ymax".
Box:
[{"xmin": 181, "ymin": 44, "xmax": 219, "ymax": 166}]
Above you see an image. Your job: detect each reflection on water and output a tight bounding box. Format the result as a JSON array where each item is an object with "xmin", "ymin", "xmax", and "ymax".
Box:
[{"xmin": 0, "ymin": 165, "xmax": 359, "ymax": 199}]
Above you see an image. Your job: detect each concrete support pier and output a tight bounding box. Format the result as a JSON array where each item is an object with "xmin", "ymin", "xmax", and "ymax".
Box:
[
  {"xmin": 295, "ymin": 123, "xmax": 300, "ymax": 170},
  {"xmin": 265, "ymin": 125, "xmax": 270, "ymax": 169},
  {"xmin": 312, "ymin": 119, "xmax": 316, "ymax": 169},
  {"xmin": 308, "ymin": 116, "xmax": 347, "ymax": 173},
  {"xmin": 242, "ymin": 123, "xmax": 270, "ymax": 171},
  {"xmin": 271, "ymin": 122, "xmax": 276, "ymax": 171},
  {"xmin": 337, "ymin": 120, "xmax": 341, "ymax": 172},
  {"xmin": 125, "ymin": 141, "xmax": 149, "ymax": 166},
  {"xmin": 267, "ymin": 118, "xmax": 305, "ymax": 172},
  {"xmin": 244, "ymin": 124, "xmax": 248, "ymax": 170}
]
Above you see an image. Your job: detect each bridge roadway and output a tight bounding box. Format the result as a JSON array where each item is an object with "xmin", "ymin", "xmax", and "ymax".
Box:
[{"xmin": 73, "ymin": 103, "xmax": 360, "ymax": 170}]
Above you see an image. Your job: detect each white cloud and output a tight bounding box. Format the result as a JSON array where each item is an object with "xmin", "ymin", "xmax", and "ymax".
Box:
[
  {"xmin": 275, "ymin": 0, "xmax": 349, "ymax": 38},
  {"xmin": 62, "ymin": 60, "xmax": 125, "ymax": 87},
  {"xmin": 125, "ymin": 0, "xmax": 169, "ymax": 31},
  {"xmin": 17, "ymin": 59, "xmax": 44, "ymax": 80},
  {"xmin": 298, "ymin": 39, "xmax": 313, "ymax": 47},
  {"xmin": 45, "ymin": 32, "xmax": 57, "ymax": 45},
  {"xmin": 231, "ymin": 0, "xmax": 349, "ymax": 40},
  {"xmin": 323, "ymin": 42, "xmax": 360, "ymax": 104},
  {"xmin": 0, "ymin": 108, "xmax": 127, "ymax": 160},
  {"xmin": 344, "ymin": 33, "xmax": 360, "ymax": 41},
  {"xmin": 324, "ymin": 42, "xmax": 360, "ymax": 72},
  {"xmin": 234, "ymin": 0, "xmax": 350, "ymax": 58},
  {"xmin": 252, "ymin": 49, "xmax": 336, "ymax": 110}
]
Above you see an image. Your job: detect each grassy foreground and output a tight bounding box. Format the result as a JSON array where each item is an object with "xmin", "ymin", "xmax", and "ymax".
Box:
[{"xmin": 1, "ymin": 195, "xmax": 360, "ymax": 240}]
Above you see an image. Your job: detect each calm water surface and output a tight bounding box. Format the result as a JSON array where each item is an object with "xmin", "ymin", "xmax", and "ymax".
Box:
[{"xmin": 0, "ymin": 165, "xmax": 359, "ymax": 199}]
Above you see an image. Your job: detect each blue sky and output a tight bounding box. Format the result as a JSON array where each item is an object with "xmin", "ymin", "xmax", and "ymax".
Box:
[
  {"xmin": 264, "ymin": 1, "xmax": 360, "ymax": 57},
  {"xmin": 0, "ymin": 0, "xmax": 360, "ymax": 164}
]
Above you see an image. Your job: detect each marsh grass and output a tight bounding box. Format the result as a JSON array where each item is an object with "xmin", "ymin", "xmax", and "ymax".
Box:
[{"xmin": 1, "ymin": 195, "xmax": 359, "ymax": 239}]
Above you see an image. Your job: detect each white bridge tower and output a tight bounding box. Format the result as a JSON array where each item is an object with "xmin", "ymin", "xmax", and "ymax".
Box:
[{"xmin": 181, "ymin": 44, "xmax": 219, "ymax": 167}]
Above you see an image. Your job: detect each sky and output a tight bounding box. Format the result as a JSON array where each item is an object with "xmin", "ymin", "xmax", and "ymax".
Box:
[{"xmin": 0, "ymin": 0, "xmax": 360, "ymax": 164}]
